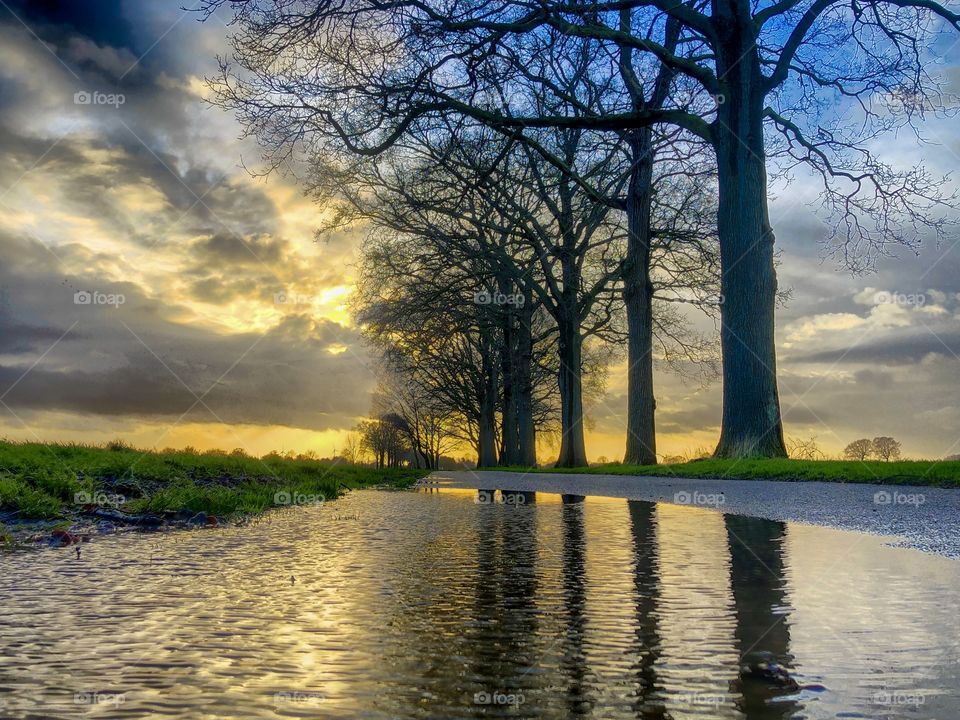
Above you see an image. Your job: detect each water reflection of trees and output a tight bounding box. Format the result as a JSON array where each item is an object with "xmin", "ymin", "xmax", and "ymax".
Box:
[
  {"xmin": 461, "ymin": 498, "xmax": 800, "ymax": 719},
  {"xmin": 467, "ymin": 499, "xmax": 540, "ymax": 710},
  {"xmin": 559, "ymin": 500, "xmax": 591, "ymax": 715},
  {"xmin": 627, "ymin": 501, "xmax": 667, "ymax": 718},
  {"xmin": 725, "ymin": 515, "xmax": 800, "ymax": 719}
]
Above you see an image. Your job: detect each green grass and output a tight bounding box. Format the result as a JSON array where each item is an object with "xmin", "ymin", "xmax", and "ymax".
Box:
[
  {"xmin": 493, "ymin": 458, "xmax": 960, "ymax": 487},
  {"xmin": 0, "ymin": 440, "xmax": 427, "ymax": 521}
]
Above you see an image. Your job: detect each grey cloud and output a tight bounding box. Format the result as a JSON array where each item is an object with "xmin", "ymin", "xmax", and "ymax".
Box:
[
  {"xmin": 193, "ymin": 232, "xmax": 289, "ymax": 266},
  {"xmin": 792, "ymin": 332, "xmax": 960, "ymax": 365},
  {"xmin": 0, "ymin": 231, "xmax": 373, "ymax": 431},
  {"xmin": 853, "ymin": 368, "xmax": 895, "ymax": 390}
]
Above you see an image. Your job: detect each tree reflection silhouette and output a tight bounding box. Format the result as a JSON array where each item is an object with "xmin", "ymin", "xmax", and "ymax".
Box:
[
  {"xmin": 627, "ymin": 501, "xmax": 668, "ymax": 719},
  {"xmin": 559, "ymin": 500, "xmax": 592, "ymax": 715},
  {"xmin": 725, "ymin": 515, "xmax": 801, "ymax": 719}
]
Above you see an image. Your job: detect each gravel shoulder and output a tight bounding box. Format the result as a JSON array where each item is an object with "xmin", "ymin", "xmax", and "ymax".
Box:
[{"xmin": 426, "ymin": 470, "xmax": 960, "ymax": 558}]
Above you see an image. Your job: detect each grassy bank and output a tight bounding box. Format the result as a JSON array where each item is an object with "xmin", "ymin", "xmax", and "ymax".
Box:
[
  {"xmin": 495, "ymin": 458, "xmax": 960, "ymax": 487},
  {"xmin": 0, "ymin": 440, "xmax": 426, "ymax": 523}
]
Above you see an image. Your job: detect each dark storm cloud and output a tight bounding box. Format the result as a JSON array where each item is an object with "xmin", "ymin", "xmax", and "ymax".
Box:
[
  {"xmin": 0, "ymin": 229, "xmax": 371, "ymax": 431},
  {"xmin": 193, "ymin": 232, "xmax": 289, "ymax": 265},
  {"xmin": 5, "ymin": 0, "xmax": 131, "ymax": 48}
]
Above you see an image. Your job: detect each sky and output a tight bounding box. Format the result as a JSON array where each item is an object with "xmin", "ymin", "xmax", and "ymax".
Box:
[{"xmin": 0, "ymin": 0, "xmax": 958, "ymax": 462}]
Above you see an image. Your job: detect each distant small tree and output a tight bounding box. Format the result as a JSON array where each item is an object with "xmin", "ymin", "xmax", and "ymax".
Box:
[
  {"xmin": 843, "ymin": 439, "xmax": 874, "ymax": 461},
  {"xmin": 872, "ymin": 437, "xmax": 902, "ymax": 462},
  {"xmin": 341, "ymin": 433, "xmax": 362, "ymax": 465},
  {"xmin": 359, "ymin": 416, "xmax": 411, "ymax": 469},
  {"xmin": 788, "ymin": 436, "xmax": 824, "ymax": 461},
  {"xmin": 945, "ymin": 454, "xmax": 960, "ymax": 462}
]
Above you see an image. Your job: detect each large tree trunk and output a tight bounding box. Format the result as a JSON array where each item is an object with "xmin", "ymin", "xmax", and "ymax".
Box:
[
  {"xmin": 712, "ymin": 0, "xmax": 787, "ymax": 458},
  {"xmin": 623, "ymin": 127, "xmax": 658, "ymax": 465},
  {"xmin": 555, "ymin": 307, "xmax": 588, "ymax": 468},
  {"xmin": 478, "ymin": 331, "xmax": 499, "ymax": 467},
  {"xmin": 515, "ymin": 287, "xmax": 537, "ymax": 466},
  {"xmin": 497, "ymin": 275, "xmax": 519, "ymax": 465}
]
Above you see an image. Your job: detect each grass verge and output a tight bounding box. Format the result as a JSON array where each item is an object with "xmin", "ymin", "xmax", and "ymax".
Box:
[
  {"xmin": 492, "ymin": 458, "xmax": 960, "ymax": 487},
  {"xmin": 0, "ymin": 440, "xmax": 427, "ymax": 522}
]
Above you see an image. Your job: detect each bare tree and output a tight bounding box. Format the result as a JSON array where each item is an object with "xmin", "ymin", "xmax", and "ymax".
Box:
[
  {"xmin": 352, "ymin": 212, "xmax": 562, "ymax": 466},
  {"xmin": 358, "ymin": 416, "xmax": 410, "ymax": 468},
  {"xmin": 341, "ymin": 432, "xmax": 363, "ymax": 465},
  {"xmin": 787, "ymin": 436, "xmax": 824, "ymax": 461},
  {"xmin": 373, "ymin": 370, "xmax": 459, "ymax": 470},
  {"xmin": 318, "ymin": 121, "xmax": 626, "ymax": 467},
  {"xmin": 843, "ymin": 438, "xmax": 874, "ymax": 461},
  {"xmin": 871, "ymin": 437, "xmax": 902, "ymax": 462}
]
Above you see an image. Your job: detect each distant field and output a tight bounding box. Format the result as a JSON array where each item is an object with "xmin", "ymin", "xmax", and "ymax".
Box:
[
  {"xmin": 497, "ymin": 458, "xmax": 960, "ymax": 487},
  {"xmin": 0, "ymin": 440, "xmax": 426, "ymax": 522}
]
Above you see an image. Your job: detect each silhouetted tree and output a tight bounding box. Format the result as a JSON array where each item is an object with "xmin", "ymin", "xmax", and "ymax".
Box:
[
  {"xmin": 787, "ymin": 436, "xmax": 824, "ymax": 461},
  {"xmin": 871, "ymin": 436, "xmax": 902, "ymax": 462},
  {"xmin": 359, "ymin": 415, "xmax": 410, "ymax": 468},
  {"xmin": 843, "ymin": 438, "xmax": 874, "ymax": 461}
]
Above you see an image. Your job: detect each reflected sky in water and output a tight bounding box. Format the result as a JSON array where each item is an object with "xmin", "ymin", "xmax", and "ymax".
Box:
[{"xmin": 1, "ymin": 489, "xmax": 957, "ymax": 719}]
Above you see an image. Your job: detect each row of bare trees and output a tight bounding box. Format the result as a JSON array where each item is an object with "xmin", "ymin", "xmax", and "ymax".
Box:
[
  {"xmin": 335, "ymin": 114, "xmax": 718, "ymax": 466},
  {"xmin": 204, "ymin": 0, "xmax": 958, "ymax": 464}
]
